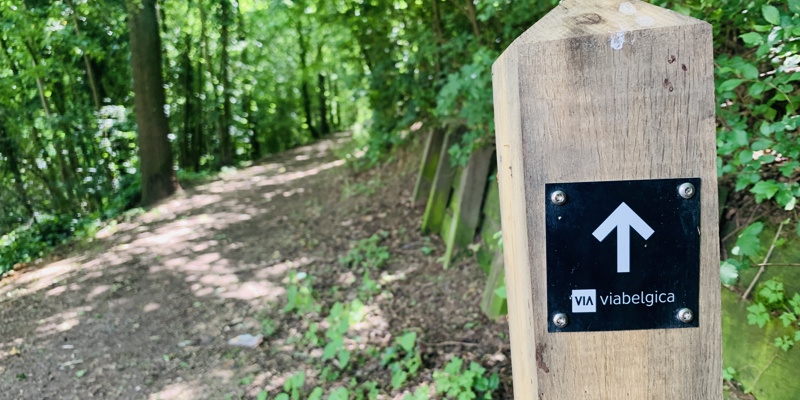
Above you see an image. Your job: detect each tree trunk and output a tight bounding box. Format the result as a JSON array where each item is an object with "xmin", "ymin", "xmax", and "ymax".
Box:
[
  {"xmin": 180, "ymin": 34, "xmax": 193, "ymax": 170},
  {"xmin": 0, "ymin": 124, "xmax": 35, "ymax": 219},
  {"xmin": 318, "ymin": 72, "xmax": 330, "ymax": 136},
  {"xmin": 128, "ymin": 0, "xmax": 178, "ymax": 206},
  {"xmin": 218, "ymin": 0, "xmax": 234, "ymax": 166},
  {"xmin": 296, "ymin": 20, "xmax": 318, "ymax": 139}
]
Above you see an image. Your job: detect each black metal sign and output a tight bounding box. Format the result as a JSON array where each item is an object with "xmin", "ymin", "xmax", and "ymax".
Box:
[{"xmin": 545, "ymin": 178, "xmax": 701, "ymax": 333}]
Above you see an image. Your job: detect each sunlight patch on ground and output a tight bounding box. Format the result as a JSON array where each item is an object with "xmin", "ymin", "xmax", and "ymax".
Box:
[
  {"xmin": 251, "ymin": 160, "xmax": 345, "ymax": 189},
  {"xmin": 86, "ymin": 284, "xmax": 111, "ymax": 300},
  {"xmin": 220, "ymin": 280, "xmax": 284, "ymax": 303},
  {"xmin": 254, "ymin": 257, "xmax": 313, "ymax": 279},
  {"xmin": 35, "ymin": 306, "xmax": 92, "ymax": 336},
  {"xmin": 146, "ymin": 382, "xmax": 201, "ymax": 400},
  {"xmin": 0, "ymin": 257, "xmax": 85, "ymax": 299},
  {"xmin": 45, "ymin": 282, "xmax": 81, "ymax": 298}
]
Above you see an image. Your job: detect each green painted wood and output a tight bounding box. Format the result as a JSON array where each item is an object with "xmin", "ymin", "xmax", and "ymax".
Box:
[
  {"xmin": 477, "ymin": 172, "xmax": 501, "ymax": 275},
  {"xmin": 721, "ymin": 220, "xmax": 800, "ymax": 399},
  {"xmin": 481, "ymin": 250, "xmax": 508, "ymax": 319},
  {"xmin": 412, "ymin": 128, "xmax": 446, "ymax": 204},
  {"xmin": 442, "ymin": 146, "xmax": 494, "ymax": 269},
  {"xmin": 722, "ymin": 289, "xmax": 800, "ymax": 399},
  {"xmin": 421, "ymin": 127, "xmax": 461, "ymax": 234}
]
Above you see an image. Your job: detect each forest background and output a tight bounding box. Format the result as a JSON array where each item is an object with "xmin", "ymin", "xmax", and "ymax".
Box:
[{"xmin": 0, "ymin": 0, "xmax": 798, "ymax": 303}]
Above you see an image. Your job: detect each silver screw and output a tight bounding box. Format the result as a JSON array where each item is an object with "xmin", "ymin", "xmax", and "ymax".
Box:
[
  {"xmin": 678, "ymin": 183, "xmax": 695, "ymax": 199},
  {"xmin": 552, "ymin": 313, "xmax": 569, "ymax": 328},
  {"xmin": 551, "ymin": 190, "xmax": 567, "ymax": 205},
  {"xmin": 677, "ymin": 308, "xmax": 694, "ymax": 323}
]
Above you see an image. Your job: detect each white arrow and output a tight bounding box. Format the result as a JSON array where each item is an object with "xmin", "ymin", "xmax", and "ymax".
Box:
[{"xmin": 592, "ymin": 202, "xmax": 654, "ymax": 273}]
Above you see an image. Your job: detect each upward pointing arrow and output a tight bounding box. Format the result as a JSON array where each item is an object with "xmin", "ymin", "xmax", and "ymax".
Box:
[{"xmin": 592, "ymin": 202, "xmax": 654, "ymax": 273}]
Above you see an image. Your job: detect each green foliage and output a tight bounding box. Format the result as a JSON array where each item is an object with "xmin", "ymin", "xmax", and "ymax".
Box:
[
  {"xmin": 272, "ymin": 371, "xmax": 306, "ymax": 400},
  {"xmin": 283, "ymin": 271, "xmax": 320, "ymax": 315},
  {"xmin": 731, "ymin": 222, "xmax": 764, "ymax": 260},
  {"xmin": 380, "ymin": 331, "xmax": 422, "ymax": 389},
  {"xmin": 0, "ymin": 214, "xmax": 100, "ymax": 275},
  {"xmin": 339, "ymin": 232, "xmax": 391, "ymax": 270},
  {"xmin": 433, "ymin": 357, "xmax": 499, "ymax": 400},
  {"xmin": 746, "ymin": 279, "xmax": 800, "ymax": 351},
  {"xmin": 723, "ymin": 366, "xmax": 737, "ymax": 381}
]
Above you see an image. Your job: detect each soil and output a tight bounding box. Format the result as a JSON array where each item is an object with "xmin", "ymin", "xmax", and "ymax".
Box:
[{"xmin": 0, "ymin": 133, "xmax": 513, "ymax": 399}]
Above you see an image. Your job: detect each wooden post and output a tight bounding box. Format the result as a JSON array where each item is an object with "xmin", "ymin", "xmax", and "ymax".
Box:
[
  {"xmin": 441, "ymin": 146, "xmax": 494, "ymax": 269},
  {"xmin": 421, "ymin": 126, "xmax": 462, "ymax": 234},
  {"xmin": 492, "ymin": 1, "xmax": 721, "ymax": 399},
  {"xmin": 412, "ymin": 128, "xmax": 446, "ymax": 204}
]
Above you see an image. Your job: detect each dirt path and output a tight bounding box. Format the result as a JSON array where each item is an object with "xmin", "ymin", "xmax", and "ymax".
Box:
[{"xmin": 0, "ymin": 134, "xmax": 512, "ymax": 399}]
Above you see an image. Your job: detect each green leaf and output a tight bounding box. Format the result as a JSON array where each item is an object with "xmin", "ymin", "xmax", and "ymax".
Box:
[
  {"xmin": 789, "ymin": 293, "xmax": 800, "ymax": 314},
  {"xmin": 779, "ymin": 312, "xmax": 797, "ymax": 327},
  {"xmin": 391, "ymin": 370, "xmax": 408, "ymax": 389},
  {"xmin": 396, "ymin": 332, "xmax": 417, "ymax": 353},
  {"xmin": 75, "ymin": 370, "xmax": 86, "ymax": 378},
  {"xmin": 740, "ymin": 32, "xmax": 764, "ymax": 46},
  {"xmin": 762, "ymin": 5, "xmax": 781, "ymax": 25},
  {"xmin": 751, "ymin": 180, "xmax": 779, "ymax": 203},
  {"xmin": 723, "ymin": 367, "xmax": 737, "ymax": 381},
  {"xmin": 746, "ymin": 302, "xmax": 770, "ymax": 328},
  {"xmin": 758, "ymin": 280, "xmax": 784, "ymax": 304},
  {"xmin": 327, "ymin": 387, "xmax": 349, "ymax": 400},
  {"xmin": 719, "ymin": 79, "xmax": 745, "ymax": 92},
  {"xmin": 494, "ymin": 286, "xmax": 507, "ymax": 299},
  {"xmin": 737, "ymin": 149, "xmax": 754, "ymax": 164},
  {"xmin": 337, "ymin": 349, "xmax": 351, "ymax": 369},
  {"xmin": 308, "ymin": 387, "xmax": 323, "ymax": 400},
  {"xmin": 732, "ymin": 222, "xmax": 763, "ymax": 258},
  {"xmin": 774, "ymin": 335, "xmax": 794, "ymax": 351},
  {"xmin": 779, "ymin": 161, "xmax": 799, "ymax": 178},
  {"xmin": 720, "ymin": 261, "xmax": 739, "ymax": 285},
  {"xmin": 738, "ymin": 63, "xmax": 760, "ymax": 80},
  {"xmin": 790, "ymin": 0, "xmax": 800, "ymax": 13},
  {"xmin": 256, "ymin": 390, "xmax": 268, "ymax": 400},
  {"xmin": 323, "ymin": 338, "xmax": 343, "ymax": 360},
  {"xmin": 274, "ymin": 394, "xmax": 290, "ymax": 400}
]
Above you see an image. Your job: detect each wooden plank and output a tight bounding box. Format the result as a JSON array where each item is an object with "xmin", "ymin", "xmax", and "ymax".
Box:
[
  {"xmin": 492, "ymin": 1, "xmax": 721, "ymax": 398},
  {"xmin": 481, "ymin": 250, "xmax": 508, "ymax": 320},
  {"xmin": 412, "ymin": 128, "xmax": 446, "ymax": 204},
  {"xmin": 476, "ymin": 172, "xmax": 501, "ymax": 275},
  {"xmin": 441, "ymin": 146, "xmax": 494, "ymax": 269},
  {"xmin": 421, "ymin": 127, "xmax": 461, "ymax": 234}
]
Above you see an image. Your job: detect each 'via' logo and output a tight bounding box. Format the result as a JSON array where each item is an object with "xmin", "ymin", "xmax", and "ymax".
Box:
[{"xmin": 571, "ymin": 289, "xmax": 597, "ymax": 313}]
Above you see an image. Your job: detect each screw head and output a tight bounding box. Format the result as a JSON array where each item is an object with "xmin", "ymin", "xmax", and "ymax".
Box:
[
  {"xmin": 678, "ymin": 183, "xmax": 695, "ymax": 199},
  {"xmin": 550, "ymin": 190, "xmax": 567, "ymax": 205},
  {"xmin": 552, "ymin": 313, "xmax": 569, "ymax": 328},
  {"xmin": 677, "ymin": 308, "xmax": 694, "ymax": 323}
]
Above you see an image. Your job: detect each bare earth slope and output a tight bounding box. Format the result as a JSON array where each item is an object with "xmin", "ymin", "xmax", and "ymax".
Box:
[{"xmin": 0, "ymin": 134, "xmax": 512, "ymax": 399}]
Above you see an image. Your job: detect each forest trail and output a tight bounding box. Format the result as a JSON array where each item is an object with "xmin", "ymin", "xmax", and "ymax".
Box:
[{"xmin": 0, "ymin": 135, "xmax": 511, "ymax": 399}]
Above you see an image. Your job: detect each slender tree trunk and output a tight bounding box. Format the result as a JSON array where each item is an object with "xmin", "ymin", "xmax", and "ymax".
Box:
[
  {"xmin": 331, "ymin": 79, "xmax": 340, "ymax": 129},
  {"xmin": 128, "ymin": 0, "xmax": 179, "ymax": 205},
  {"xmin": 318, "ymin": 72, "xmax": 330, "ymax": 136},
  {"xmin": 431, "ymin": 0, "xmax": 444, "ymax": 74},
  {"xmin": 218, "ymin": 0, "xmax": 234, "ymax": 166},
  {"xmin": 296, "ymin": 20, "xmax": 318, "ymax": 139},
  {"xmin": 192, "ymin": 61, "xmax": 204, "ymax": 171},
  {"xmin": 180, "ymin": 34, "xmax": 193, "ymax": 170},
  {"xmin": 464, "ymin": 0, "xmax": 481, "ymax": 39},
  {"xmin": 0, "ymin": 125, "xmax": 35, "ymax": 219},
  {"xmin": 64, "ymin": 0, "xmax": 102, "ymax": 109}
]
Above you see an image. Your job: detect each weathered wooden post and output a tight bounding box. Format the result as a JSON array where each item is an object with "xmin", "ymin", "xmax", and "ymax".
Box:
[{"xmin": 492, "ymin": 1, "xmax": 721, "ymax": 398}]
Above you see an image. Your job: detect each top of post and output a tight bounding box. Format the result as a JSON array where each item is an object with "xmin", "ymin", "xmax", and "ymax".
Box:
[{"xmin": 511, "ymin": 0, "xmax": 706, "ymax": 46}]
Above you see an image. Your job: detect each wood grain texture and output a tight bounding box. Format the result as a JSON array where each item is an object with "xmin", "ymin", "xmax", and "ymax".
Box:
[{"xmin": 492, "ymin": 1, "xmax": 721, "ymax": 398}]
